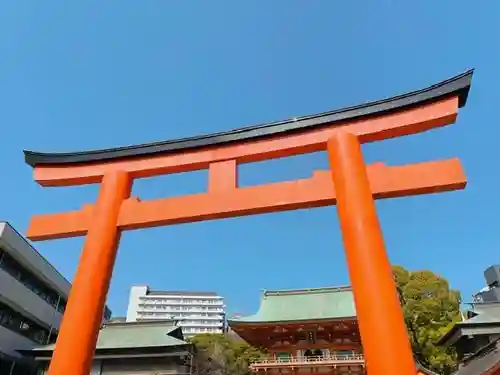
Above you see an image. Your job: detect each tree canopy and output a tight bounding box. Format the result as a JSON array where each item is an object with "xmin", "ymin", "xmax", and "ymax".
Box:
[
  {"xmin": 188, "ymin": 333, "xmax": 266, "ymax": 375},
  {"xmin": 393, "ymin": 265, "xmax": 462, "ymax": 375}
]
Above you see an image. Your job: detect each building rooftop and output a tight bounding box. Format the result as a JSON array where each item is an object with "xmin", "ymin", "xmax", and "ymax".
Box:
[
  {"xmin": 228, "ymin": 286, "xmax": 356, "ymax": 324},
  {"xmin": 23, "ymin": 320, "xmax": 187, "ymax": 355},
  {"xmin": 438, "ymin": 309, "xmax": 500, "ymax": 347},
  {"xmin": 131, "ymin": 285, "xmax": 221, "ymax": 297},
  {"xmin": 452, "ymin": 338, "xmax": 500, "ymax": 375},
  {"xmin": 148, "ymin": 290, "xmax": 219, "ymax": 297},
  {"xmin": 416, "ymin": 362, "xmax": 440, "ymax": 375},
  {"xmin": 106, "ymin": 316, "xmax": 127, "ymax": 324}
]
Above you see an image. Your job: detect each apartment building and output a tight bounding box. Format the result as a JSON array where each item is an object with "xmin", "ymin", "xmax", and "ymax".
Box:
[
  {"xmin": 0, "ymin": 222, "xmax": 112, "ymax": 375},
  {"xmin": 126, "ymin": 286, "xmax": 225, "ymax": 337}
]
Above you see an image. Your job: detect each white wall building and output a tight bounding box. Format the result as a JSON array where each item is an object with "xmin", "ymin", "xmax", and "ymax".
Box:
[{"xmin": 126, "ymin": 286, "xmax": 225, "ymax": 337}]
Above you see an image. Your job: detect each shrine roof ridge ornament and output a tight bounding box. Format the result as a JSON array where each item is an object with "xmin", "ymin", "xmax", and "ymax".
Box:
[{"xmin": 23, "ymin": 69, "xmax": 473, "ymax": 168}]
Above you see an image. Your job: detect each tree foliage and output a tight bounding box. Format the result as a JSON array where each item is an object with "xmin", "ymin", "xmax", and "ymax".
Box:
[
  {"xmin": 393, "ymin": 265, "xmax": 461, "ymax": 375},
  {"xmin": 188, "ymin": 333, "xmax": 267, "ymax": 375}
]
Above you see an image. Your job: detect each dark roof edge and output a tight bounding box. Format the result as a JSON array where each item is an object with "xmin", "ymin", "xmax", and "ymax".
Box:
[
  {"xmin": 24, "ymin": 69, "xmax": 474, "ymax": 167},
  {"xmin": 147, "ymin": 290, "xmax": 219, "ymax": 297},
  {"xmin": 436, "ymin": 323, "xmax": 459, "ymax": 346},
  {"xmin": 437, "ymin": 320, "xmax": 500, "ymax": 346},
  {"xmin": 17, "ymin": 344, "xmax": 192, "ymax": 357},
  {"xmin": 101, "ymin": 319, "xmax": 179, "ymax": 328},
  {"xmin": 415, "ymin": 360, "xmax": 440, "ymax": 375}
]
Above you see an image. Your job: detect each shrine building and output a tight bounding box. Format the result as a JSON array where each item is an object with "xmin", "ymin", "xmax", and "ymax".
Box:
[{"xmin": 228, "ymin": 286, "xmax": 437, "ymax": 375}]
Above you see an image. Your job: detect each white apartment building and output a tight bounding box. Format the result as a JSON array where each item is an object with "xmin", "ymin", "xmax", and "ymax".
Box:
[{"xmin": 126, "ymin": 286, "xmax": 225, "ymax": 337}]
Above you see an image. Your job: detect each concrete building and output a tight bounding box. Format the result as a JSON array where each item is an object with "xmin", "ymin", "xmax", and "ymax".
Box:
[
  {"xmin": 437, "ymin": 265, "xmax": 500, "ymax": 375},
  {"xmin": 106, "ymin": 316, "xmax": 127, "ymax": 325},
  {"xmin": 126, "ymin": 286, "xmax": 225, "ymax": 337},
  {"xmin": 0, "ymin": 222, "xmax": 112, "ymax": 375}
]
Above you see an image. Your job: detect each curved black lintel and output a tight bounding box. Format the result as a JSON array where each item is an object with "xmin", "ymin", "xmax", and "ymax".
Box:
[{"xmin": 24, "ymin": 70, "xmax": 474, "ymax": 167}]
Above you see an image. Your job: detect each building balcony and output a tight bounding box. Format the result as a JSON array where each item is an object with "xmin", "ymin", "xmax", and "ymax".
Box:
[
  {"xmin": 140, "ymin": 298, "xmax": 225, "ymax": 306},
  {"xmin": 249, "ymin": 354, "xmax": 365, "ymax": 372},
  {"xmin": 177, "ymin": 315, "xmax": 224, "ymax": 320},
  {"xmin": 137, "ymin": 306, "xmax": 225, "ymax": 314},
  {"xmin": 179, "ymin": 321, "xmax": 224, "ymax": 327}
]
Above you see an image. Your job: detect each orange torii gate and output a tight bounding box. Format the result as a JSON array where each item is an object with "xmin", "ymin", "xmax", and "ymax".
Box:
[{"xmin": 24, "ymin": 70, "xmax": 473, "ymax": 375}]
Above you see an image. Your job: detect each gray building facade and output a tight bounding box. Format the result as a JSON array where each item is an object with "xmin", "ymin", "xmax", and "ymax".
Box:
[{"xmin": 0, "ymin": 222, "xmax": 111, "ymax": 375}]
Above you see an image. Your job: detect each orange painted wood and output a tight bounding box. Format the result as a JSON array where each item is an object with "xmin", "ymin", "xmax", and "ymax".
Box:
[
  {"xmin": 26, "ymin": 90, "xmax": 467, "ymax": 375},
  {"xmin": 32, "ymin": 98, "xmax": 457, "ymax": 187},
  {"xmin": 45, "ymin": 171, "xmax": 131, "ymax": 375},
  {"xmin": 26, "ymin": 158, "xmax": 465, "ymax": 241},
  {"xmin": 208, "ymin": 160, "xmax": 238, "ymax": 192},
  {"xmin": 230, "ymin": 318, "xmax": 357, "ymax": 330},
  {"xmin": 268, "ymin": 343, "xmax": 360, "ymax": 351},
  {"xmin": 327, "ymin": 132, "xmax": 416, "ymax": 375},
  {"xmin": 485, "ymin": 362, "xmax": 500, "ymax": 375}
]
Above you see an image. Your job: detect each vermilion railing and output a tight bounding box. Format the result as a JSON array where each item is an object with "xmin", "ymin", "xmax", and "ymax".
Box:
[{"xmin": 250, "ymin": 354, "xmax": 365, "ymax": 368}]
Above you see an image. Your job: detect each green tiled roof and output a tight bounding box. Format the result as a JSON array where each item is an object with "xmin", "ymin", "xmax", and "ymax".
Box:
[
  {"xmin": 229, "ymin": 286, "xmax": 356, "ymax": 324},
  {"xmin": 32, "ymin": 321, "xmax": 187, "ymax": 352}
]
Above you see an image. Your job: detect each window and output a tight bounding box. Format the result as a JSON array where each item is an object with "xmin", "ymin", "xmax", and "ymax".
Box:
[
  {"xmin": 0, "ymin": 356, "xmax": 13, "ymax": 375},
  {"xmin": 0, "ymin": 300, "xmax": 55, "ymax": 344},
  {"xmin": 0, "ymin": 248, "xmax": 112, "ymax": 324},
  {"xmin": 0, "ymin": 248, "xmax": 67, "ymax": 313},
  {"xmin": 276, "ymin": 352, "xmax": 290, "ymax": 361},
  {"xmin": 0, "ymin": 355, "xmax": 40, "ymax": 375}
]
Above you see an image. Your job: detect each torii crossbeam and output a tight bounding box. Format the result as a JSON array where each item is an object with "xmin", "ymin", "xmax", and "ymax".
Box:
[{"xmin": 24, "ymin": 70, "xmax": 473, "ymax": 375}]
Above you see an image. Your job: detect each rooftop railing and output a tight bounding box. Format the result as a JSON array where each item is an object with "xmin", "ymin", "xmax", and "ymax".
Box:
[{"xmin": 250, "ymin": 354, "xmax": 365, "ymax": 370}]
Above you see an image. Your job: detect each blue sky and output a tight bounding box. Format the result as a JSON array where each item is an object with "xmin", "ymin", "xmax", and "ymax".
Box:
[{"xmin": 0, "ymin": 1, "xmax": 499, "ymax": 317}]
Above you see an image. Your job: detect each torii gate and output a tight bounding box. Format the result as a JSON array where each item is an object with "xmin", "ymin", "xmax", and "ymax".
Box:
[{"xmin": 24, "ymin": 70, "xmax": 473, "ymax": 375}]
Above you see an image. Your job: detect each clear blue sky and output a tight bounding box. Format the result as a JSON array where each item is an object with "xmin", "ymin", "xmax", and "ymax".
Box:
[{"xmin": 0, "ymin": 1, "xmax": 499, "ymax": 317}]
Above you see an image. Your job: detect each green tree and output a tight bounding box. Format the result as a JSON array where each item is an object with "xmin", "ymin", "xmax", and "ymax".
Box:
[
  {"xmin": 188, "ymin": 333, "xmax": 267, "ymax": 375},
  {"xmin": 393, "ymin": 265, "xmax": 461, "ymax": 375}
]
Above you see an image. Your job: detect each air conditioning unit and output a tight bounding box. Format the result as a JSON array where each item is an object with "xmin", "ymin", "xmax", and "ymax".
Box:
[
  {"xmin": 479, "ymin": 288, "xmax": 500, "ymax": 303},
  {"xmin": 484, "ymin": 265, "xmax": 500, "ymax": 287}
]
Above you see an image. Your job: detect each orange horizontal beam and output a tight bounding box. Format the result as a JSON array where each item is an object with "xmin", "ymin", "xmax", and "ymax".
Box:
[
  {"xmin": 26, "ymin": 158, "xmax": 466, "ymax": 241},
  {"xmin": 33, "ymin": 98, "xmax": 458, "ymax": 187}
]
